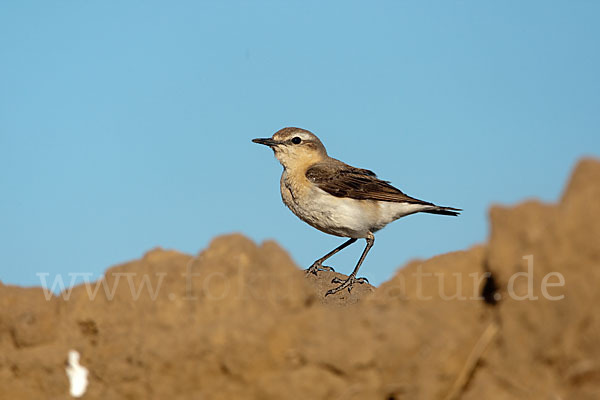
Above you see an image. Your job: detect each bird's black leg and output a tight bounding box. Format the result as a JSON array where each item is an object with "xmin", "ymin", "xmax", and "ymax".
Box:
[
  {"xmin": 305, "ymin": 238, "xmax": 357, "ymax": 275},
  {"xmin": 325, "ymin": 233, "xmax": 374, "ymax": 296}
]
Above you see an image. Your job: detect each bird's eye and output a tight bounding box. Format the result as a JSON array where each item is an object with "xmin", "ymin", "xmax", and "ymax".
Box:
[{"xmin": 291, "ymin": 137, "xmax": 302, "ymax": 144}]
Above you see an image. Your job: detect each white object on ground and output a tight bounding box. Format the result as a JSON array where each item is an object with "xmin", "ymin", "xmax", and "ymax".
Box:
[{"xmin": 66, "ymin": 350, "xmax": 89, "ymax": 398}]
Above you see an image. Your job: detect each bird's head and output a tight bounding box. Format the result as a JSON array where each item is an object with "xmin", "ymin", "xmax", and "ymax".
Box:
[{"xmin": 253, "ymin": 127, "xmax": 328, "ymax": 169}]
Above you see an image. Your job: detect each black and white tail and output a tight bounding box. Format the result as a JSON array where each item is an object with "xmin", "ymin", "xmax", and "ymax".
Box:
[{"xmin": 423, "ymin": 205, "xmax": 462, "ymax": 217}]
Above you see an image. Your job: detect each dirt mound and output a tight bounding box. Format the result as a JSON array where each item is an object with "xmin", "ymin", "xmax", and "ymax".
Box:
[{"xmin": 1, "ymin": 158, "xmax": 599, "ymax": 399}]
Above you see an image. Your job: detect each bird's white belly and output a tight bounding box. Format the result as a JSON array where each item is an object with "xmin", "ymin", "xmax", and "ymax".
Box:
[
  {"xmin": 297, "ymin": 188, "xmax": 373, "ymax": 238},
  {"xmin": 282, "ymin": 182, "xmax": 427, "ymax": 238}
]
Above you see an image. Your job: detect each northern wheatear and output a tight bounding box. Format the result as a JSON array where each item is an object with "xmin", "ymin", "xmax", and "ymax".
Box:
[{"xmin": 253, "ymin": 127, "xmax": 461, "ymax": 296}]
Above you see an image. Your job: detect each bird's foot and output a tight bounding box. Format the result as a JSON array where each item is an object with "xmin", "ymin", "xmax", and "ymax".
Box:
[
  {"xmin": 305, "ymin": 261, "xmax": 335, "ymax": 276},
  {"xmin": 325, "ymin": 275, "xmax": 369, "ymax": 296}
]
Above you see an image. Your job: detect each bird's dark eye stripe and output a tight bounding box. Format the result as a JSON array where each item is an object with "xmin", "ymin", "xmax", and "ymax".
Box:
[{"xmin": 291, "ymin": 137, "xmax": 302, "ymax": 144}]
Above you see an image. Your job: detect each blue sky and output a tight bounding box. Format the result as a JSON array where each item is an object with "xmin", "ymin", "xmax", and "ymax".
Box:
[{"xmin": 1, "ymin": 1, "xmax": 599, "ymax": 287}]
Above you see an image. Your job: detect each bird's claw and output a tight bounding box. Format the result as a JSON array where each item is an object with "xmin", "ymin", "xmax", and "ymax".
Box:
[
  {"xmin": 305, "ymin": 262, "xmax": 335, "ymax": 275},
  {"xmin": 325, "ymin": 276, "xmax": 369, "ymax": 296},
  {"xmin": 331, "ymin": 276, "xmax": 369, "ymax": 285}
]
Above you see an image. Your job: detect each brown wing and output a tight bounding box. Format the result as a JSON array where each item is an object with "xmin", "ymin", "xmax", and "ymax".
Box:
[{"xmin": 305, "ymin": 161, "xmax": 434, "ymax": 205}]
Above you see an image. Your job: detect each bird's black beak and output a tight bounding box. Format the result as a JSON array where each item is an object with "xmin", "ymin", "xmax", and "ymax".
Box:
[{"xmin": 252, "ymin": 138, "xmax": 279, "ymax": 147}]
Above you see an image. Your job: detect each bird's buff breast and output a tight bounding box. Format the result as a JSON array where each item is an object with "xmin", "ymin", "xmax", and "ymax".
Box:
[{"xmin": 280, "ymin": 171, "xmax": 381, "ymax": 238}]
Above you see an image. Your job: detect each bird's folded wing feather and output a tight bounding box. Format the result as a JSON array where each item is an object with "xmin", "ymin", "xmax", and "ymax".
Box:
[{"xmin": 305, "ymin": 161, "xmax": 434, "ymax": 205}]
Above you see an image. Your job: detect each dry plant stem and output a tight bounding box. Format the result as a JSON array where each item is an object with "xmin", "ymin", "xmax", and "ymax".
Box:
[{"xmin": 444, "ymin": 321, "xmax": 499, "ymax": 400}]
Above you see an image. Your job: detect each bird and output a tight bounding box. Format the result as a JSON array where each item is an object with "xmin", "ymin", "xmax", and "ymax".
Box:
[{"xmin": 252, "ymin": 127, "xmax": 461, "ymax": 296}]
